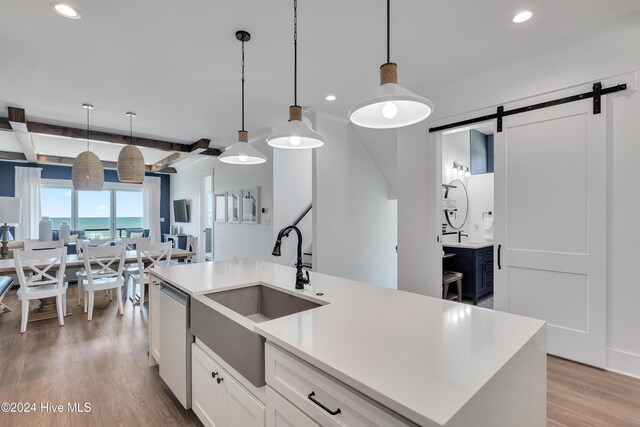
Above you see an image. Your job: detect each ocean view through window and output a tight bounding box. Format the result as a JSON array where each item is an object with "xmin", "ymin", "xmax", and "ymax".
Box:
[{"xmin": 41, "ymin": 182, "xmax": 143, "ymax": 239}]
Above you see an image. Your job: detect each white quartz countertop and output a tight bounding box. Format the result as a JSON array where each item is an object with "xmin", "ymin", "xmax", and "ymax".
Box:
[{"xmin": 151, "ymin": 259, "xmax": 544, "ymax": 427}]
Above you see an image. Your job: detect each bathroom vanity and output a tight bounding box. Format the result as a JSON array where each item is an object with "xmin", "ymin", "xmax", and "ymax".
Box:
[
  {"xmin": 149, "ymin": 259, "xmax": 545, "ymax": 427},
  {"xmin": 443, "ymin": 242, "xmax": 494, "ymax": 304}
]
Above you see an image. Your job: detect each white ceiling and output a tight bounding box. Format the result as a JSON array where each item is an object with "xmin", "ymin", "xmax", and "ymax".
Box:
[{"xmin": 1, "ymin": 0, "xmax": 640, "ymax": 152}]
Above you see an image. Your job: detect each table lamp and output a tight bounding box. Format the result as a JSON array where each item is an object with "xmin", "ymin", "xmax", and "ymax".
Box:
[{"xmin": 0, "ymin": 197, "xmax": 21, "ymax": 259}]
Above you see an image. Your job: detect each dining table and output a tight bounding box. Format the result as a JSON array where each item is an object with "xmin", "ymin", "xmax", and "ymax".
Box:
[{"xmin": 0, "ymin": 248, "xmax": 195, "ymax": 322}]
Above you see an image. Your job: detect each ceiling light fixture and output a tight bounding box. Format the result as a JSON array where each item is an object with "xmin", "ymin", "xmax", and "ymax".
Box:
[
  {"xmin": 53, "ymin": 4, "xmax": 81, "ymax": 19},
  {"xmin": 117, "ymin": 112, "xmax": 145, "ymax": 183},
  {"xmin": 512, "ymin": 10, "xmax": 533, "ymax": 23},
  {"xmin": 349, "ymin": 0, "xmax": 433, "ymax": 129},
  {"xmin": 72, "ymin": 104, "xmax": 104, "ymax": 191},
  {"xmin": 325, "ymin": 95, "xmax": 336, "ymax": 101},
  {"xmin": 267, "ymin": 0, "xmax": 325, "ymax": 150},
  {"xmin": 219, "ymin": 31, "xmax": 268, "ymax": 165}
]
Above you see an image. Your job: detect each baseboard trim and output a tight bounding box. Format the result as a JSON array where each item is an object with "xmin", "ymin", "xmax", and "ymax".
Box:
[{"xmin": 606, "ymin": 348, "xmax": 640, "ymax": 380}]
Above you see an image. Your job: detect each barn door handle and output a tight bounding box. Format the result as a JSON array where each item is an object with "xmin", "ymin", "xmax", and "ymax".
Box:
[{"xmin": 497, "ymin": 244, "xmax": 502, "ymax": 270}]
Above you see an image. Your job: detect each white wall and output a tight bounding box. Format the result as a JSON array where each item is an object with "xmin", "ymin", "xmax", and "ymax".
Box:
[
  {"xmin": 272, "ymin": 148, "xmax": 313, "ymax": 266},
  {"xmin": 441, "ymin": 130, "xmax": 494, "ymax": 243},
  {"xmin": 313, "ymin": 112, "xmax": 398, "ymax": 289},
  {"xmin": 171, "ymin": 140, "xmax": 275, "ymax": 262},
  {"xmin": 398, "ymin": 32, "xmax": 640, "ymax": 378}
]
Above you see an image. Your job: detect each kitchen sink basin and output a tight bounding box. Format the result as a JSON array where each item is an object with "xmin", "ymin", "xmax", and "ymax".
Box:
[{"xmin": 191, "ymin": 285, "xmax": 322, "ymax": 387}]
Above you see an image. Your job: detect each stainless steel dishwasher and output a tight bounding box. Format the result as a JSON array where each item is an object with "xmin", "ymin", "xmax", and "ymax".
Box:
[{"xmin": 158, "ymin": 282, "xmax": 193, "ymax": 409}]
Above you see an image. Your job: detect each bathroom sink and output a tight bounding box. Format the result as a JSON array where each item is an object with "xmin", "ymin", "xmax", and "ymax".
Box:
[
  {"xmin": 443, "ymin": 240, "xmax": 494, "ymax": 249},
  {"xmin": 191, "ymin": 285, "xmax": 322, "ymax": 387}
]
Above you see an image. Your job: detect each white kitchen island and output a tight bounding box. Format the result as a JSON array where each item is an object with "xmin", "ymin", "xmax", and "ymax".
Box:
[{"xmin": 150, "ymin": 259, "xmax": 546, "ymax": 427}]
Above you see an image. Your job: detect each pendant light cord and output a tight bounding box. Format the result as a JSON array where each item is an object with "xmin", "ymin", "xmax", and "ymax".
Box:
[
  {"xmin": 86, "ymin": 106, "xmax": 90, "ymax": 152},
  {"xmin": 129, "ymin": 114, "xmax": 133, "ymax": 144},
  {"xmin": 293, "ymin": 0, "xmax": 298, "ymax": 106},
  {"xmin": 386, "ymin": 0, "xmax": 390, "ymax": 63},
  {"xmin": 241, "ymin": 39, "xmax": 246, "ymax": 131}
]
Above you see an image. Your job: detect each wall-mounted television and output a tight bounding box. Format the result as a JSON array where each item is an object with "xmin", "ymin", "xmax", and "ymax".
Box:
[{"xmin": 173, "ymin": 199, "xmax": 190, "ymax": 223}]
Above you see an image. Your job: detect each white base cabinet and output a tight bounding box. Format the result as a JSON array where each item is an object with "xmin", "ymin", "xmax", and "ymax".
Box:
[
  {"xmin": 265, "ymin": 342, "xmax": 413, "ymax": 427},
  {"xmin": 266, "ymin": 386, "xmax": 318, "ymax": 427},
  {"xmin": 192, "ymin": 343, "xmax": 265, "ymax": 427}
]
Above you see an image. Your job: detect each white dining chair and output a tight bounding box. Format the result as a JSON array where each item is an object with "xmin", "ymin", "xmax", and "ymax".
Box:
[
  {"xmin": 132, "ymin": 242, "xmax": 172, "ymax": 309},
  {"xmin": 120, "ymin": 237, "xmax": 150, "ymax": 301},
  {"xmin": 23, "ymin": 240, "xmax": 64, "ymax": 251},
  {"xmin": 76, "ymin": 238, "xmax": 114, "ymax": 307},
  {"xmin": 81, "ymin": 245, "xmax": 126, "ymax": 321},
  {"xmin": 14, "ymin": 247, "xmax": 68, "ymax": 333}
]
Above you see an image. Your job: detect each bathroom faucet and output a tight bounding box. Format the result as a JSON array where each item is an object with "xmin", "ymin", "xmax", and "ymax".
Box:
[
  {"xmin": 272, "ymin": 225, "xmax": 310, "ymax": 290},
  {"xmin": 458, "ymin": 230, "xmax": 468, "ymax": 243}
]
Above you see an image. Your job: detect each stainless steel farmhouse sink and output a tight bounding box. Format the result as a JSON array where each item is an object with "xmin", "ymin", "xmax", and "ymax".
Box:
[{"xmin": 191, "ymin": 284, "xmax": 322, "ymax": 387}]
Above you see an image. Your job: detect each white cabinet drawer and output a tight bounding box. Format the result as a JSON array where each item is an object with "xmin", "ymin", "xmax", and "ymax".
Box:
[
  {"xmin": 266, "ymin": 386, "xmax": 318, "ymax": 427},
  {"xmin": 265, "ymin": 343, "xmax": 413, "ymax": 427}
]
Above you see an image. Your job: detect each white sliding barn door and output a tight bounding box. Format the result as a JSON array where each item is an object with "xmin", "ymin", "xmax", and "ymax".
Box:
[{"xmin": 494, "ymin": 100, "xmax": 606, "ymax": 367}]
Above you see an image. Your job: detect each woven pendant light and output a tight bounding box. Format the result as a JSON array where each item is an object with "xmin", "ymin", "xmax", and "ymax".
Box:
[
  {"xmin": 218, "ymin": 31, "xmax": 268, "ymax": 165},
  {"xmin": 72, "ymin": 104, "xmax": 104, "ymax": 191},
  {"xmin": 117, "ymin": 112, "xmax": 145, "ymax": 183}
]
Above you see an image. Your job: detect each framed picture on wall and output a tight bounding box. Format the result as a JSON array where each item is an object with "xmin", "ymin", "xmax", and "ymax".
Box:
[
  {"xmin": 241, "ymin": 187, "xmax": 259, "ymax": 224},
  {"xmin": 215, "ymin": 193, "xmax": 226, "ymax": 223},
  {"xmin": 227, "ymin": 190, "xmax": 240, "ymax": 223}
]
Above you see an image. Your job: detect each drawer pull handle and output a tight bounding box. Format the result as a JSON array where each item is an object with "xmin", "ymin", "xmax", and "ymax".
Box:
[
  {"xmin": 308, "ymin": 391, "xmax": 341, "ymax": 416},
  {"xmin": 211, "ymin": 371, "xmax": 218, "ymax": 378},
  {"xmin": 217, "ymin": 377, "xmax": 224, "ymax": 384}
]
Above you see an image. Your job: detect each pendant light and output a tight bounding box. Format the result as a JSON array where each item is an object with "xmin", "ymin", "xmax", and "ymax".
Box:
[
  {"xmin": 349, "ymin": 0, "xmax": 434, "ymax": 129},
  {"xmin": 117, "ymin": 112, "xmax": 145, "ymax": 183},
  {"xmin": 266, "ymin": 0, "xmax": 324, "ymax": 149},
  {"xmin": 219, "ymin": 31, "xmax": 268, "ymax": 165},
  {"xmin": 72, "ymin": 104, "xmax": 104, "ymax": 191}
]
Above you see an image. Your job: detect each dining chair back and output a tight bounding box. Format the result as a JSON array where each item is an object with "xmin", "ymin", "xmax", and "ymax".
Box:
[
  {"xmin": 132, "ymin": 242, "xmax": 172, "ymax": 309},
  {"xmin": 82, "ymin": 245, "xmax": 126, "ymax": 320},
  {"xmin": 14, "ymin": 247, "xmax": 68, "ymax": 332},
  {"xmin": 121, "ymin": 237, "xmax": 150, "ymax": 251},
  {"xmin": 77, "ymin": 238, "xmax": 112, "ymax": 259},
  {"xmin": 23, "ymin": 240, "xmax": 64, "ymax": 251},
  {"xmin": 185, "ymin": 235, "xmax": 196, "ymax": 264}
]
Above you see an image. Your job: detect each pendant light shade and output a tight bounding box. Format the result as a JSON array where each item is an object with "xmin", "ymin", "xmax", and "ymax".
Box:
[
  {"xmin": 267, "ymin": 106, "xmax": 324, "ymax": 149},
  {"xmin": 72, "ymin": 104, "xmax": 104, "ymax": 191},
  {"xmin": 219, "ymin": 131, "xmax": 268, "ymax": 165},
  {"xmin": 219, "ymin": 31, "xmax": 267, "ymax": 165},
  {"xmin": 267, "ymin": 0, "xmax": 324, "ymax": 150},
  {"xmin": 349, "ymin": 1, "xmax": 434, "ymax": 129},
  {"xmin": 118, "ymin": 112, "xmax": 145, "ymax": 183},
  {"xmin": 72, "ymin": 151, "xmax": 104, "ymax": 191}
]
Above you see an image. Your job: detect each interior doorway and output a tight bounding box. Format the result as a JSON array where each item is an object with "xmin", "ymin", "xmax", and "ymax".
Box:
[
  {"xmin": 440, "ymin": 122, "xmax": 495, "ymax": 308},
  {"xmin": 199, "ymin": 170, "xmax": 214, "ymax": 262}
]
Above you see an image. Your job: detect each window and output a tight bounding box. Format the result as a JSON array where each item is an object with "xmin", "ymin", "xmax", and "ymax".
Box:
[
  {"xmin": 41, "ymin": 187, "xmax": 72, "ymax": 230},
  {"xmin": 40, "ymin": 180, "xmax": 144, "ymax": 238},
  {"xmin": 78, "ymin": 190, "xmax": 111, "ymax": 239},
  {"xmin": 116, "ymin": 190, "xmax": 144, "ymax": 233}
]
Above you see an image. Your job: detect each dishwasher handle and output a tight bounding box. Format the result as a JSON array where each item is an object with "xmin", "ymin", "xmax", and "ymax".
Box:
[{"xmin": 160, "ymin": 283, "xmax": 188, "ymax": 305}]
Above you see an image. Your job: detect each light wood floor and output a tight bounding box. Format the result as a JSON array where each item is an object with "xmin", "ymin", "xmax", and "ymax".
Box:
[{"xmin": 1, "ymin": 287, "xmax": 639, "ymax": 427}]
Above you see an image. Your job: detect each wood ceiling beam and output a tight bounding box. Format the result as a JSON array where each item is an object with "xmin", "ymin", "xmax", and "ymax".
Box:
[
  {"xmin": 0, "ymin": 151, "xmax": 28, "ymax": 162},
  {"xmin": 8, "ymin": 107, "xmax": 37, "ymax": 162},
  {"xmin": 4, "ymin": 107, "xmax": 219, "ymax": 156},
  {"xmin": 0, "ymin": 118, "xmax": 11, "ymax": 131},
  {"xmin": 33, "ymin": 154, "xmax": 176, "ymax": 174}
]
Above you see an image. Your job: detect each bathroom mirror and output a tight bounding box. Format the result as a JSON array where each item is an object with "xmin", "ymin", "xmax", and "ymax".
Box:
[{"xmin": 445, "ymin": 179, "xmax": 468, "ymax": 230}]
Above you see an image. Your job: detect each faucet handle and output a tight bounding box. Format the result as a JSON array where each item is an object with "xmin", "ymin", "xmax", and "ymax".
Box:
[{"xmin": 305, "ymin": 270, "xmax": 310, "ymax": 284}]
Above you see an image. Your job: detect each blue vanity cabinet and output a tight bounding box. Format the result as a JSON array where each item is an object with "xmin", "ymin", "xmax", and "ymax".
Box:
[{"xmin": 444, "ymin": 245, "xmax": 494, "ymax": 304}]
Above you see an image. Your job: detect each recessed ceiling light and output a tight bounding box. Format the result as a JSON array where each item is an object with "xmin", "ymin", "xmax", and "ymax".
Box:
[
  {"xmin": 512, "ymin": 10, "xmax": 533, "ymax": 23},
  {"xmin": 325, "ymin": 95, "xmax": 336, "ymax": 101},
  {"xmin": 53, "ymin": 4, "xmax": 81, "ymax": 19}
]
